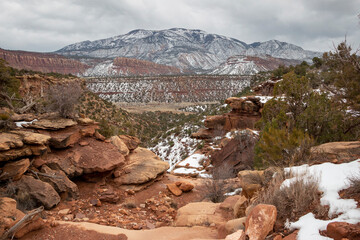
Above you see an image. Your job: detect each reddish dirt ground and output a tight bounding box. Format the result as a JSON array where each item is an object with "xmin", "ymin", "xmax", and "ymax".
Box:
[{"xmin": 38, "ymin": 174, "xmax": 210, "ymax": 231}]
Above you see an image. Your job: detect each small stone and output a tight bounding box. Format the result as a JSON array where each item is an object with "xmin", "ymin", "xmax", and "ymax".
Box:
[
  {"xmin": 140, "ymin": 204, "xmax": 146, "ymax": 208},
  {"xmin": 79, "ymin": 141, "xmax": 89, "ymax": 146},
  {"xmin": 64, "ymin": 214, "xmax": 74, "ymax": 221},
  {"xmin": 90, "ymin": 199, "xmax": 101, "ymax": 207},
  {"xmin": 179, "ymin": 182, "xmax": 195, "ymax": 192},
  {"xmin": 75, "ymin": 213, "xmax": 86, "ymax": 219},
  {"xmin": 167, "ymin": 183, "xmax": 182, "ymax": 196},
  {"xmin": 58, "ymin": 208, "xmax": 70, "ymax": 215}
]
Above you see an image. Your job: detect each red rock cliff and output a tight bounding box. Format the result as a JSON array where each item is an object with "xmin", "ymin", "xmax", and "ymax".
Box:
[{"xmin": 0, "ymin": 48, "xmax": 89, "ymax": 75}]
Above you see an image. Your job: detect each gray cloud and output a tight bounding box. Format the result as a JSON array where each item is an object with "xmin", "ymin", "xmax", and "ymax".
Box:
[{"xmin": 0, "ymin": 0, "xmax": 359, "ymax": 52}]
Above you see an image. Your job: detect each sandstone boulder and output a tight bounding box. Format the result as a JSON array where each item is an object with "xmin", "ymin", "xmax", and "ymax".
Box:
[
  {"xmin": 204, "ymin": 115, "xmax": 226, "ymax": 129},
  {"xmin": 174, "ymin": 202, "xmax": 226, "ymax": 227},
  {"xmin": 311, "ymin": 141, "xmax": 360, "ymax": 163},
  {"xmin": 225, "ymin": 97, "xmax": 262, "ymax": 114},
  {"xmin": 238, "ymin": 170, "xmax": 264, "ymax": 187},
  {"xmin": 326, "ymin": 222, "xmax": 360, "ymax": 240},
  {"xmin": 225, "ymin": 229, "xmax": 246, "ymax": 240},
  {"xmin": 220, "ymin": 195, "xmax": 242, "ymax": 213},
  {"xmin": 40, "ymin": 165, "xmax": 79, "ymax": 199},
  {"xmin": 110, "ymin": 136, "xmax": 130, "ymax": 156},
  {"xmin": 0, "ymin": 197, "xmax": 44, "ymax": 238},
  {"xmin": 0, "ymin": 132, "xmax": 23, "ymax": 151},
  {"xmin": 44, "ymin": 138, "xmax": 125, "ymax": 177},
  {"xmin": 234, "ymin": 195, "xmax": 248, "ymax": 218},
  {"xmin": 0, "ymin": 146, "xmax": 34, "ymax": 162},
  {"xmin": 245, "ymin": 204, "xmax": 277, "ymax": 240},
  {"xmin": 191, "ymin": 128, "xmax": 215, "ymax": 139},
  {"xmin": 13, "ymin": 175, "xmax": 60, "ymax": 209},
  {"xmin": 0, "ymin": 197, "xmax": 24, "ymax": 237},
  {"xmin": 26, "ymin": 118, "xmax": 77, "ymax": 130},
  {"xmin": 77, "ymin": 118, "xmax": 95, "ymax": 125},
  {"xmin": 225, "ymin": 217, "xmax": 246, "ymax": 233},
  {"xmin": 167, "ymin": 183, "xmax": 182, "ymax": 196},
  {"xmin": 178, "ymin": 181, "xmax": 195, "ymax": 192},
  {"xmin": 114, "ymin": 147, "xmax": 169, "ymax": 185},
  {"xmin": 0, "ymin": 158, "xmax": 30, "ymax": 181},
  {"xmin": 12, "ymin": 130, "xmax": 51, "ymax": 145},
  {"xmin": 118, "ymin": 135, "xmax": 141, "ymax": 151}
]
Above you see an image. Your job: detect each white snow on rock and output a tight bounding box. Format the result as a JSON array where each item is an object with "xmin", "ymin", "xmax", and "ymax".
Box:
[
  {"xmin": 283, "ymin": 159, "xmax": 360, "ymax": 240},
  {"xmin": 173, "ymin": 167, "xmax": 211, "ymax": 178},
  {"xmin": 176, "ymin": 153, "xmax": 206, "ymax": 168},
  {"xmin": 15, "ymin": 119, "xmax": 37, "ymax": 128}
]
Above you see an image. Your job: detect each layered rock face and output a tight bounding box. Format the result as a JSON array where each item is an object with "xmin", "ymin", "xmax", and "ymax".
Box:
[
  {"xmin": 192, "ymin": 96, "xmax": 263, "ymax": 140},
  {"xmin": 0, "ymin": 116, "xmax": 167, "ymax": 212},
  {"xmin": 0, "ymin": 48, "xmax": 88, "ymax": 75},
  {"xmin": 87, "ymin": 75, "xmax": 251, "ymax": 103}
]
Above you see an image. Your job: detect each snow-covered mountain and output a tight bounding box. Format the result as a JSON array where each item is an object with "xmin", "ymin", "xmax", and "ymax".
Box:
[
  {"xmin": 210, "ymin": 55, "xmax": 301, "ymax": 75},
  {"xmin": 56, "ymin": 28, "xmax": 321, "ymax": 73}
]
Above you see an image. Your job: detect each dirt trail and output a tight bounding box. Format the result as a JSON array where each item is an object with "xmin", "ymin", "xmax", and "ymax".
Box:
[{"xmin": 21, "ymin": 222, "xmax": 219, "ymax": 240}]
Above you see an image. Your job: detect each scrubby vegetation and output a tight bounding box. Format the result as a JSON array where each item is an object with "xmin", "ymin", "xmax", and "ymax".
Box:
[{"xmin": 254, "ymin": 41, "xmax": 360, "ymax": 169}]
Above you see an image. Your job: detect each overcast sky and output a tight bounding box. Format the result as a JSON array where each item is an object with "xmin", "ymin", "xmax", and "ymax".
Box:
[{"xmin": 1, "ymin": 0, "xmax": 359, "ymax": 53}]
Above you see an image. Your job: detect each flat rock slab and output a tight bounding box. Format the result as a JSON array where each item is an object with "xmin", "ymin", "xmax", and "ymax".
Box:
[
  {"xmin": 115, "ymin": 147, "xmax": 169, "ymax": 185},
  {"xmin": 175, "ymin": 202, "xmax": 227, "ymax": 227},
  {"xmin": 44, "ymin": 138, "xmax": 125, "ymax": 177},
  {"xmin": 0, "ymin": 158, "xmax": 30, "ymax": 181},
  {"xmin": 26, "ymin": 118, "xmax": 77, "ymax": 130},
  {"xmin": 0, "ymin": 132, "xmax": 23, "ymax": 151},
  {"xmin": 11, "ymin": 130, "xmax": 51, "ymax": 145}
]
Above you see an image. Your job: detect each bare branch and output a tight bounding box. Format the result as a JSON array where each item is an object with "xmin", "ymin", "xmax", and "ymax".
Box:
[{"xmin": 0, "ymin": 206, "xmax": 44, "ymax": 240}]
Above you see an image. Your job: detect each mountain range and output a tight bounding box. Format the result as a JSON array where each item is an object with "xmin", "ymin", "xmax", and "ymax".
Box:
[{"xmin": 1, "ymin": 28, "xmax": 322, "ymax": 76}]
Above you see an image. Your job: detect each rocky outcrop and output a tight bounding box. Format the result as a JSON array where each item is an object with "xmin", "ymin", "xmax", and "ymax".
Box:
[
  {"xmin": 192, "ymin": 96, "xmax": 263, "ymax": 140},
  {"xmin": 44, "ymin": 137, "xmax": 125, "ymax": 176},
  {"xmin": 13, "ymin": 175, "xmax": 61, "ymax": 209},
  {"xmin": 310, "ymin": 141, "xmax": 360, "ymax": 163},
  {"xmin": 40, "ymin": 165, "xmax": 79, "ymax": 199},
  {"xmin": 114, "ymin": 147, "xmax": 169, "ymax": 185},
  {"xmin": 0, "ymin": 48, "xmax": 88, "ymax": 75}
]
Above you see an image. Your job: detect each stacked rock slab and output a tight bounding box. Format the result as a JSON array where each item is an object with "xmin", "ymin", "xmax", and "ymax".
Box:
[{"xmin": 192, "ymin": 96, "xmax": 263, "ymax": 140}]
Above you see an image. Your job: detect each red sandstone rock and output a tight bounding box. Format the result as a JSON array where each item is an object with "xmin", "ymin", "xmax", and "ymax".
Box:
[
  {"xmin": 178, "ymin": 182, "xmax": 194, "ymax": 192},
  {"xmin": 167, "ymin": 183, "xmax": 183, "ymax": 196},
  {"xmin": 0, "ymin": 158, "xmax": 30, "ymax": 181},
  {"xmin": 0, "ymin": 48, "xmax": 89, "ymax": 75},
  {"xmin": 245, "ymin": 204, "xmax": 277, "ymax": 240},
  {"xmin": 118, "ymin": 135, "xmax": 141, "ymax": 151},
  {"xmin": 326, "ymin": 222, "xmax": 360, "ymax": 240}
]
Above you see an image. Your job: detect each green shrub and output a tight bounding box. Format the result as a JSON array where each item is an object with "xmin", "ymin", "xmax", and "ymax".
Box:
[{"xmin": 255, "ymin": 126, "xmax": 314, "ymax": 168}]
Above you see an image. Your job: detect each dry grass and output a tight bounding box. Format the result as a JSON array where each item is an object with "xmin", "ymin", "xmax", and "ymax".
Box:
[
  {"xmin": 347, "ymin": 172, "xmax": 360, "ymax": 195},
  {"xmin": 46, "ymin": 82, "xmax": 83, "ymax": 118},
  {"xmin": 254, "ymin": 170, "xmax": 322, "ymax": 227},
  {"xmin": 204, "ymin": 163, "xmax": 234, "ymax": 203}
]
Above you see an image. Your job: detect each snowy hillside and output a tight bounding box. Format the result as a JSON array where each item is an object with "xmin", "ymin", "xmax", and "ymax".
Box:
[{"xmin": 56, "ymin": 28, "xmax": 321, "ymax": 73}]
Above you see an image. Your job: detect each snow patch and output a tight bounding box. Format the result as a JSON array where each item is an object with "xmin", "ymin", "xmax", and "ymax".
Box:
[{"xmin": 284, "ymin": 159, "xmax": 360, "ymax": 239}]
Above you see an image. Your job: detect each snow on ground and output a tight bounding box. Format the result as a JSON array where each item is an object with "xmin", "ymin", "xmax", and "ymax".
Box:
[
  {"xmin": 283, "ymin": 159, "xmax": 360, "ymax": 240},
  {"xmin": 15, "ymin": 119, "xmax": 37, "ymax": 128},
  {"xmin": 176, "ymin": 153, "xmax": 206, "ymax": 168},
  {"xmin": 172, "ymin": 167, "xmax": 211, "ymax": 178},
  {"xmin": 240, "ymin": 95, "xmax": 274, "ymax": 104},
  {"xmin": 150, "ymin": 124, "xmax": 201, "ymax": 171}
]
